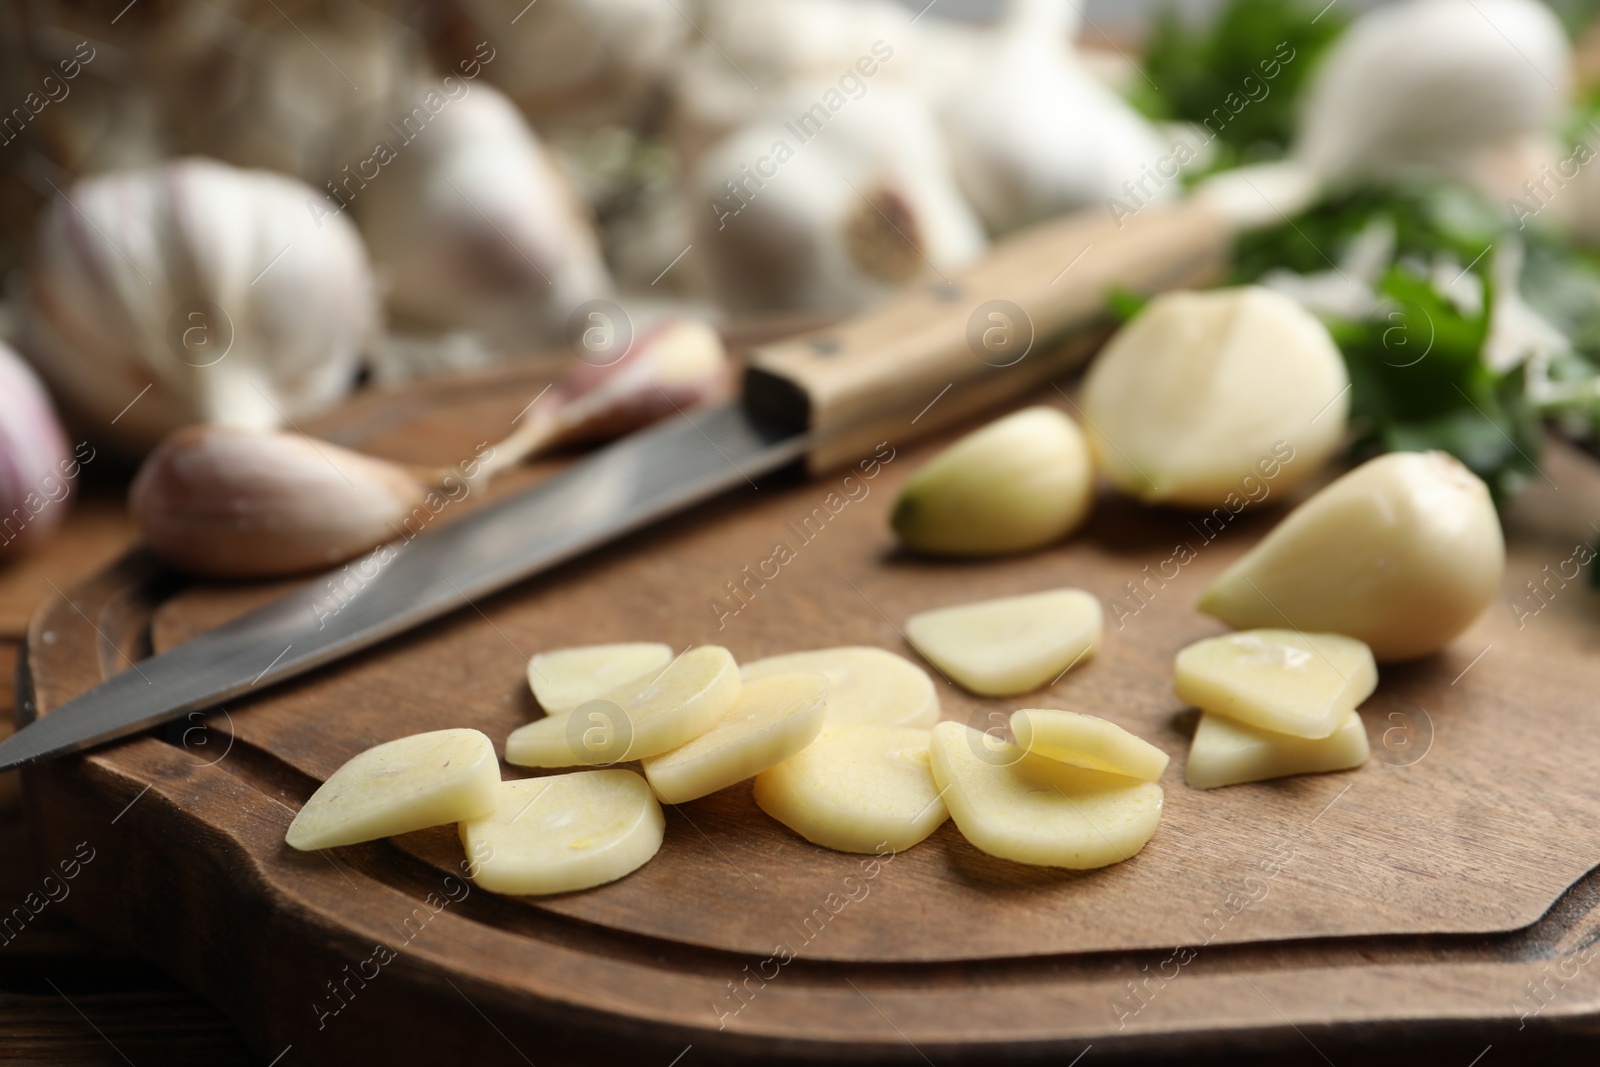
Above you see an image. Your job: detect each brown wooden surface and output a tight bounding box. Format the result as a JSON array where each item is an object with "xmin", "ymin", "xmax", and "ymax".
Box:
[{"xmin": 16, "ymin": 363, "xmax": 1600, "ymax": 1064}]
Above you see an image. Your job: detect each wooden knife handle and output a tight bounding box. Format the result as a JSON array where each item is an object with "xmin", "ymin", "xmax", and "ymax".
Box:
[{"xmin": 743, "ymin": 197, "xmax": 1233, "ymax": 473}]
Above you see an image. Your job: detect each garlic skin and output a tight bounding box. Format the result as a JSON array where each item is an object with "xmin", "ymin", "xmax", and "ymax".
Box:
[
  {"xmin": 692, "ymin": 86, "xmax": 986, "ymax": 315},
  {"xmin": 129, "ymin": 425, "xmax": 429, "ymax": 578},
  {"xmin": 1198, "ymin": 451, "xmax": 1505, "ymax": 662},
  {"xmin": 1295, "ymin": 0, "xmax": 1570, "ymax": 185},
  {"xmin": 1080, "ymin": 287, "xmax": 1348, "ymax": 508},
  {"xmin": 24, "ymin": 158, "xmax": 378, "ymax": 456},
  {"xmin": 353, "ymin": 83, "xmax": 611, "ymax": 344},
  {"xmin": 891, "ymin": 406, "xmax": 1092, "ymax": 556},
  {"xmin": 940, "ymin": 0, "xmax": 1171, "ymax": 234},
  {"xmin": 0, "ymin": 341, "xmax": 76, "ymax": 555}
]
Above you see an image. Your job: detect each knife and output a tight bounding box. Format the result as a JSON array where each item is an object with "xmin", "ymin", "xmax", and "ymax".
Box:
[{"xmin": 4, "ymin": 199, "xmax": 1230, "ymax": 770}]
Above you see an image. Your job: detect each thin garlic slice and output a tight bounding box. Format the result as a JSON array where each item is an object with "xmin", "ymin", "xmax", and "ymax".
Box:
[
  {"xmin": 740, "ymin": 647, "xmax": 939, "ymax": 728},
  {"xmin": 905, "ymin": 589, "xmax": 1100, "ymax": 696},
  {"xmin": 642, "ymin": 671, "xmax": 828, "ymax": 804},
  {"xmin": 1185, "ymin": 708, "xmax": 1370, "ymax": 790},
  {"xmin": 505, "ymin": 646, "xmax": 741, "ymax": 767},
  {"xmin": 527, "ymin": 642, "xmax": 674, "ymax": 716},
  {"xmin": 286, "ymin": 729, "xmax": 500, "ymax": 851},
  {"xmin": 459, "ymin": 771, "xmax": 665, "ymax": 895},
  {"xmin": 752, "ymin": 726, "xmax": 948, "ymax": 854},
  {"xmin": 1174, "ymin": 630, "xmax": 1377, "ymax": 739},
  {"xmin": 1010, "ymin": 709, "xmax": 1169, "ymax": 782},
  {"xmin": 929, "ymin": 722, "xmax": 1163, "ymax": 870}
]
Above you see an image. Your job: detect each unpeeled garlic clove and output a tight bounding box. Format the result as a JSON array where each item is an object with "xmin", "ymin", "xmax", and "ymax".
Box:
[
  {"xmin": 0, "ymin": 341, "xmax": 77, "ymax": 555},
  {"xmin": 552, "ymin": 319, "xmax": 730, "ymax": 446},
  {"xmin": 891, "ymin": 405, "xmax": 1092, "ymax": 556},
  {"xmin": 1198, "ymin": 451, "xmax": 1505, "ymax": 662},
  {"xmin": 1080, "ymin": 286, "xmax": 1348, "ymax": 508},
  {"xmin": 129, "ymin": 425, "xmax": 432, "ymax": 578}
]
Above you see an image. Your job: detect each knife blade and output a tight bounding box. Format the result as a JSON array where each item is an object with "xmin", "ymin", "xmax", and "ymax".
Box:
[{"xmin": 1, "ymin": 404, "xmax": 807, "ymax": 770}]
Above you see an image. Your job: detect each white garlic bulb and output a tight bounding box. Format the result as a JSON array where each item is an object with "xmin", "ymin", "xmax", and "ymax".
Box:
[
  {"xmin": 691, "ymin": 84, "xmax": 987, "ymax": 315},
  {"xmin": 940, "ymin": 0, "xmax": 1171, "ymax": 235},
  {"xmin": 451, "ymin": 0, "xmax": 688, "ymax": 131},
  {"xmin": 23, "ymin": 157, "xmax": 378, "ymax": 456},
  {"xmin": 353, "ymin": 82, "xmax": 611, "ymax": 344},
  {"xmin": 1295, "ymin": 0, "xmax": 1570, "ymax": 184},
  {"xmin": 0, "ymin": 340, "xmax": 77, "ymax": 555}
]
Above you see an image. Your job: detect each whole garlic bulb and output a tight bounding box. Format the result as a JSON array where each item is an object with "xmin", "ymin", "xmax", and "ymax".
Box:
[
  {"xmin": 0, "ymin": 341, "xmax": 76, "ymax": 555},
  {"xmin": 691, "ymin": 86, "xmax": 987, "ymax": 315},
  {"xmin": 353, "ymin": 82, "xmax": 611, "ymax": 343},
  {"xmin": 1295, "ymin": 0, "xmax": 1570, "ymax": 185},
  {"xmin": 24, "ymin": 157, "xmax": 378, "ymax": 456},
  {"xmin": 1199, "ymin": 451, "xmax": 1505, "ymax": 662},
  {"xmin": 940, "ymin": 0, "xmax": 1170, "ymax": 235}
]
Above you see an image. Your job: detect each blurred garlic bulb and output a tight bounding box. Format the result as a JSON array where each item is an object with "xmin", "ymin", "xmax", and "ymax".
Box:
[
  {"xmin": 354, "ymin": 82, "xmax": 611, "ymax": 344},
  {"xmin": 443, "ymin": 0, "xmax": 688, "ymax": 130},
  {"xmin": 1295, "ymin": 0, "xmax": 1570, "ymax": 185},
  {"xmin": 0, "ymin": 341, "xmax": 76, "ymax": 555},
  {"xmin": 941, "ymin": 0, "xmax": 1170, "ymax": 235},
  {"xmin": 669, "ymin": 0, "xmax": 921, "ymax": 171},
  {"xmin": 691, "ymin": 86, "xmax": 986, "ymax": 315},
  {"xmin": 24, "ymin": 157, "xmax": 377, "ymax": 456}
]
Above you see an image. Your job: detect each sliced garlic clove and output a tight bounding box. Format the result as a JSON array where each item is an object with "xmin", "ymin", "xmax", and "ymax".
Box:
[
  {"xmin": 891, "ymin": 405, "xmax": 1094, "ymax": 556},
  {"xmin": 459, "ymin": 770, "xmax": 665, "ymax": 895},
  {"xmin": 752, "ymin": 725, "xmax": 948, "ymax": 854},
  {"xmin": 1197, "ymin": 451, "xmax": 1505, "ymax": 661},
  {"xmin": 1174, "ymin": 630, "xmax": 1377, "ymax": 740},
  {"xmin": 1184, "ymin": 708, "xmax": 1369, "ymax": 790},
  {"xmin": 906, "ymin": 589, "xmax": 1100, "ymax": 696},
  {"xmin": 1080, "ymin": 286, "xmax": 1347, "ymax": 507},
  {"xmin": 929, "ymin": 722, "xmax": 1163, "ymax": 870},
  {"xmin": 1010, "ymin": 709, "xmax": 1169, "ymax": 782},
  {"xmin": 642, "ymin": 671, "xmax": 828, "ymax": 804},
  {"xmin": 740, "ymin": 646, "xmax": 939, "ymax": 728},
  {"xmin": 505, "ymin": 646, "xmax": 741, "ymax": 767},
  {"xmin": 286, "ymin": 729, "xmax": 500, "ymax": 851},
  {"xmin": 527, "ymin": 642, "xmax": 674, "ymax": 716}
]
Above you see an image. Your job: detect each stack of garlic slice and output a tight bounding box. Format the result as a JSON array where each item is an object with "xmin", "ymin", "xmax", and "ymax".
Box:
[{"xmin": 1175, "ymin": 629, "xmax": 1375, "ymax": 789}]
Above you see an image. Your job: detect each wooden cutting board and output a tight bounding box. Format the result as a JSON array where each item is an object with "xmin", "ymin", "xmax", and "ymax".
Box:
[{"xmin": 19, "ymin": 360, "xmax": 1600, "ymax": 1066}]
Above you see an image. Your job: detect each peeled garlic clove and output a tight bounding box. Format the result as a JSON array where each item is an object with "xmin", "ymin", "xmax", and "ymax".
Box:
[
  {"xmin": 505, "ymin": 646, "xmax": 741, "ymax": 767},
  {"xmin": 891, "ymin": 406, "xmax": 1093, "ymax": 556},
  {"xmin": 1080, "ymin": 286, "xmax": 1348, "ymax": 508},
  {"xmin": 129, "ymin": 425, "xmax": 430, "ymax": 579},
  {"xmin": 752, "ymin": 725, "xmax": 948, "ymax": 854},
  {"xmin": 1174, "ymin": 630, "xmax": 1377, "ymax": 739},
  {"xmin": 1010, "ymin": 709, "xmax": 1169, "ymax": 782},
  {"xmin": 24, "ymin": 158, "xmax": 377, "ymax": 455},
  {"xmin": 929, "ymin": 721, "xmax": 1163, "ymax": 870},
  {"xmin": 642, "ymin": 671, "xmax": 828, "ymax": 804},
  {"xmin": 460, "ymin": 770, "xmax": 665, "ymax": 895},
  {"xmin": 527, "ymin": 643, "xmax": 674, "ymax": 716},
  {"xmin": 1185, "ymin": 709, "xmax": 1369, "ymax": 790},
  {"xmin": 906, "ymin": 588, "xmax": 1100, "ymax": 696},
  {"xmin": 0, "ymin": 341, "xmax": 76, "ymax": 555},
  {"xmin": 1198, "ymin": 451, "xmax": 1505, "ymax": 662},
  {"xmin": 740, "ymin": 646, "xmax": 938, "ymax": 728},
  {"xmin": 286, "ymin": 729, "xmax": 500, "ymax": 850}
]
